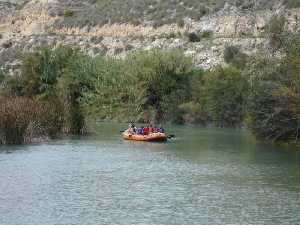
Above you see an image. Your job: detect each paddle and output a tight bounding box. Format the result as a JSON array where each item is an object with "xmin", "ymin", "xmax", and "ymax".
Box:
[{"xmin": 167, "ymin": 134, "xmax": 175, "ymax": 139}]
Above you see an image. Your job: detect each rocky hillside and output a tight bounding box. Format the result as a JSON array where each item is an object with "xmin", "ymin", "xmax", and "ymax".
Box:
[{"xmin": 0, "ymin": 0, "xmax": 300, "ymax": 73}]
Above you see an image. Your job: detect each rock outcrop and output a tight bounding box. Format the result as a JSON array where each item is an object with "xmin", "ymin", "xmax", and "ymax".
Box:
[{"xmin": 0, "ymin": 0, "xmax": 300, "ymax": 73}]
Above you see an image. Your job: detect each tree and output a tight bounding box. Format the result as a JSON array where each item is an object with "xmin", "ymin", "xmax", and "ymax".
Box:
[
  {"xmin": 123, "ymin": 50, "xmax": 194, "ymax": 122},
  {"xmin": 247, "ymin": 52, "xmax": 300, "ymax": 143},
  {"xmin": 202, "ymin": 66, "xmax": 248, "ymax": 127}
]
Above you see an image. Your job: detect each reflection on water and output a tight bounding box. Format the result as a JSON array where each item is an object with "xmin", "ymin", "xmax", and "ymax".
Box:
[{"xmin": 0, "ymin": 122, "xmax": 299, "ymax": 225}]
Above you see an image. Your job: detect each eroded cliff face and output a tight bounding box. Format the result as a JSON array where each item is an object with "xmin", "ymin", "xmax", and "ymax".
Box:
[{"xmin": 0, "ymin": 0, "xmax": 299, "ymax": 73}]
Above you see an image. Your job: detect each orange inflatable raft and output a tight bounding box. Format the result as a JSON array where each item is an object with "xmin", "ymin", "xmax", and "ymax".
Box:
[{"xmin": 122, "ymin": 131, "xmax": 167, "ymax": 142}]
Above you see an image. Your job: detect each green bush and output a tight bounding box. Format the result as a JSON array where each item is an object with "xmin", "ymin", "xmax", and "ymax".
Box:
[
  {"xmin": 20, "ymin": 46, "xmax": 80, "ymax": 97},
  {"xmin": 64, "ymin": 9, "xmax": 75, "ymax": 17},
  {"xmin": 186, "ymin": 32, "xmax": 201, "ymax": 42},
  {"xmin": 202, "ymin": 66, "xmax": 249, "ymax": 127},
  {"xmin": 57, "ymin": 55, "xmax": 103, "ymax": 133},
  {"xmin": 0, "ymin": 46, "xmax": 93, "ymax": 144},
  {"xmin": 266, "ymin": 15, "xmax": 286, "ymax": 50},
  {"xmin": 200, "ymin": 30, "xmax": 213, "ymax": 39},
  {"xmin": 66, "ymin": 50, "xmax": 193, "ymax": 123},
  {"xmin": 224, "ymin": 45, "xmax": 248, "ymax": 69},
  {"xmin": 176, "ymin": 68, "xmax": 209, "ymax": 124},
  {"xmin": 1, "ymin": 74, "xmax": 23, "ymax": 97},
  {"xmin": 281, "ymin": 32, "xmax": 300, "ymax": 57},
  {"xmin": 177, "ymin": 102, "xmax": 209, "ymax": 124},
  {"xmin": 76, "ymin": 56, "xmax": 125, "ymax": 121},
  {"xmin": 0, "ymin": 70, "xmax": 5, "ymax": 84},
  {"xmin": 6, "ymin": 38, "xmax": 300, "ymax": 145},
  {"xmin": 224, "ymin": 46, "xmax": 240, "ymax": 62},
  {"xmin": 122, "ymin": 50, "xmax": 194, "ymax": 123},
  {"xmin": 176, "ymin": 19, "xmax": 185, "ymax": 28},
  {"xmin": 19, "ymin": 46, "xmax": 86, "ymax": 135},
  {"xmin": 76, "ymin": 49, "xmax": 195, "ymax": 123},
  {"xmin": 247, "ymin": 52, "xmax": 300, "ymax": 143}
]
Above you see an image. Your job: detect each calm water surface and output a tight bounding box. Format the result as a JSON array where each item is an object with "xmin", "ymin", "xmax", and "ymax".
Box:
[{"xmin": 0, "ymin": 123, "xmax": 300, "ymax": 225}]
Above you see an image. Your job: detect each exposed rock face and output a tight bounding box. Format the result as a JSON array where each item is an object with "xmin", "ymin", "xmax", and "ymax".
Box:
[{"xmin": 0, "ymin": 0, "xmax": 300, "ymax": 73}]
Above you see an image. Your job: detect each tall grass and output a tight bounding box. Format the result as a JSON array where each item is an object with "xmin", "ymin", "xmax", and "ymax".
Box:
[{"xmin": 0, "ymin": 96, "xmax": 63, "ymax": 144}]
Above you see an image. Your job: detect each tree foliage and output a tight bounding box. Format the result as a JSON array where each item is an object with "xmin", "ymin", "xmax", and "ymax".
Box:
[
  {"xmin": 122, "ymin": 50, "xmax": 194, "ymax": 122},
  {"xmin": 2, "ymin": 33, "xmax": 300, "ymax": 145},
  {"xmin": 246, "ymin": 43, "xmax": 300, "ymax": 143},
  {"xmin": 202, "ymin": 66, "xmax": 248, "ymax": 127},
  {"xmin": 224, "ymin": 45, "xmax": 248, "ymax": 69},
  {"xmin": 266, "ymin": 15, "xmax": 286, "ymax": 50}
]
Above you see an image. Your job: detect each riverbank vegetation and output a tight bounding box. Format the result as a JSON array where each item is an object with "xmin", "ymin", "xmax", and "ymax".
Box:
[{"xmin": 1, "ymin": 32, "xmax": 300, "ymax": 144}]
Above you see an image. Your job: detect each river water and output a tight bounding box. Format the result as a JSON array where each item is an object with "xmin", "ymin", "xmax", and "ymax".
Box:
[{"xmin": 0, "ymin": 123, "xmax": 300, "ymax": 225}]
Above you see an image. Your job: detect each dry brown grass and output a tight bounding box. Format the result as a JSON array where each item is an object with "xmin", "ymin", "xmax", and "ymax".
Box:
[
  {"xmin": 0, "ymin": 97, "xmax": 43, "ymax": 144},
  {"xmin": 0, "ymin": 96, "xmax": 63, "ymax": 144},
  {"xmin": 8, "ymin": 9, "xmax": 58, "ymax": 35}
]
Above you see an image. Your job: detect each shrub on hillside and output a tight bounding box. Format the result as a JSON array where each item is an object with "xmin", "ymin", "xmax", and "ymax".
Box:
[
  {"xmin": 200, "ymin": 30, "xmax": 213, "ymax": 39},
  {"xmin": 281, "ymin": 32, "xmax": 300, "ymax": 57},
  {"xmin": 1, "ymin": 74, "xmax": 23, "ymax": 97},
  {"xmin": 266, "ymin": 15, "xmax": 286, "ymax": 50},
  {"xmin": 176, "ymin": 19, "xmax": 185, "ymax": 28},
  {"xmin": 0, "ymin": 70, "xmax": 5, "ymax": 84},
  {"xmin": 64, "ymin": 9, "xmax": 75, "ymax": 17},
  {"xmin": 224, "ymin": 45, "xmax": 248, "ymax": 69},
  {"xmin": 186, "ymin": 32, "xmax": 201, "ymax": 42}
]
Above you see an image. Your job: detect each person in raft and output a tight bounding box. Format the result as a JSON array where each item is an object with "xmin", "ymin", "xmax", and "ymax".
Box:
[
  {"xmin": 158, "ymin": 127, "xmax": 165, "ymax": 133},
  {"xmin": 127, "ymin": 123, "xmax": 165, "ymax": 135},
  {"xmin": 128, "ymin": 123, "xmax": 137, "ymax": 134},
  {"xmin": 137, "ymin": 126, "xmax": 143, "ymax": 135},
  {"xmin": 143, "ymin": 126, "xmax": 150, "ymax": 135},
  {"xmin": 149, "ymin": 124, "xmax": 154, "ymax": 133}
]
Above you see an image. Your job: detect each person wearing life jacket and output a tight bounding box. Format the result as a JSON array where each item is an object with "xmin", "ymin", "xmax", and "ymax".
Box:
[
  {"xmin": 143, "ymin": 126, "xmax": 149, "ymax": 135},
  {"xmin": 149, "ymin": 124, "xmax": 154, "ymax": 133},
  {"xmin": 133, "ymin": 124, "xmax": 138, "ymax": 133},
  {"xmin": 128, "ymin": 123, "xmax": 136, "ymax": 134},
  {"xmin": 158, "ymin": 127, "xmax": 165, "ymax": 133},
  {"xmin": 137, "ymin": 127, "xmax": 143, "ymax": 135}
]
